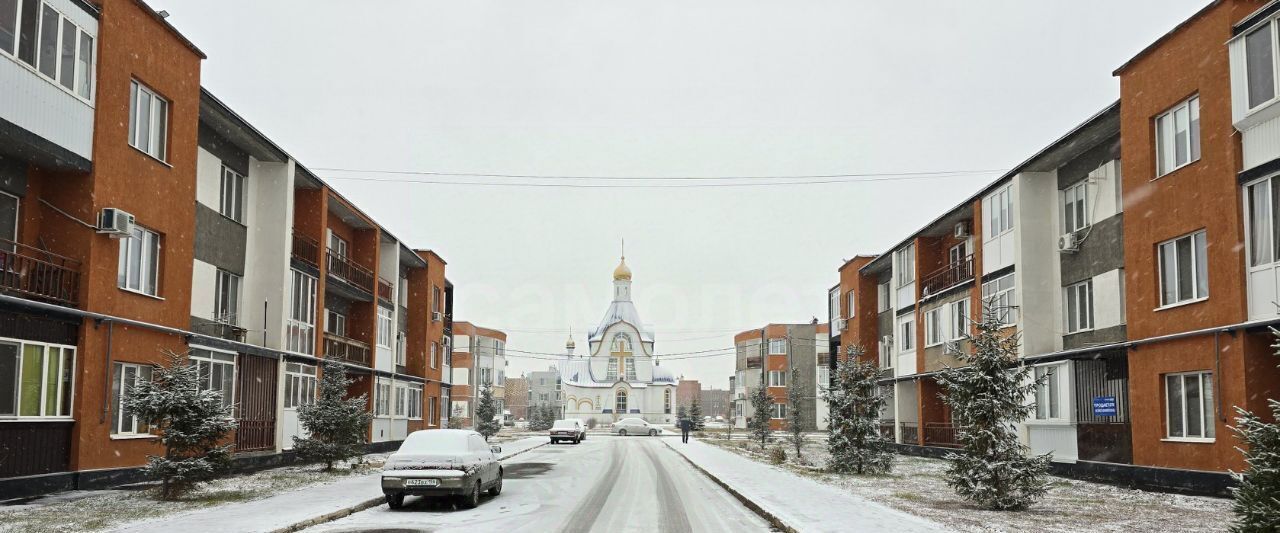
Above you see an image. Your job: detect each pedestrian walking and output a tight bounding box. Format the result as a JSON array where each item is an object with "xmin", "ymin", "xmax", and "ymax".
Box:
[{"xmin": 680, "ymin": 417, "xmax": 692, "ymax": 443}]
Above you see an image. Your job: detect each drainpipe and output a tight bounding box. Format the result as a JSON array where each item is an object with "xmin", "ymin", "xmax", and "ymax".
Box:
[{"xmin": 99, "ymin": 319, "xmax": 114, "ymax": 424}]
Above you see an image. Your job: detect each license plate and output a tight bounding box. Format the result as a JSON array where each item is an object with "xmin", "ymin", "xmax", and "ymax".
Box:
[{"xmin": 405, "ymin": 478, "xmax": 440, "ymax": 487}]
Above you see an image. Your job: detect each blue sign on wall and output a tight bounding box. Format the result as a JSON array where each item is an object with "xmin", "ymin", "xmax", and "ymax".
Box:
[{"xmin": 1092, "ymin": 396, "xmax": 1118, "ymax": 417}]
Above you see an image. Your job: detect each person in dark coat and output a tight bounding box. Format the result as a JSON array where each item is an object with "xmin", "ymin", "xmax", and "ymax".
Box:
[{"xmin": 680, "ymin": 417, "xmax": 692, "ymax": 443}]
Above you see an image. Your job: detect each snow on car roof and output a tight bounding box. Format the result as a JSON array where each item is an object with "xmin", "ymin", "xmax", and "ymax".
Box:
[{"xmin": 399, "ymin": 429, "xmax": 475, "ymax": 453}]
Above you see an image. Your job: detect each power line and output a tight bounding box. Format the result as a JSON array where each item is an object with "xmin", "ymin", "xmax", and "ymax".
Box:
[
  {"xmin": 313, "ymin": 166, "xmax": 1006, "ymax": 182},
  {"xmin": 316, "ymin": 168, "xmax": 1003, "ymax": 189}
]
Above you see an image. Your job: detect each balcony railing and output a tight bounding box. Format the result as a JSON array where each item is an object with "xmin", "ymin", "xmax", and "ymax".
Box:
[
  {"xmin": 377, "ymin": 277, "xmax": 394, "ymax": 301},
  {"xmin": 923, "ymin": 422, "xmax": 961, "ymax": 448},
  {"xmin": 879, "ymin": 421, "xmax": 896, "ymax": 441},
  {"xmin": 324, "ymin": 332, "xmax": 371, "ymax": 366},
  {"xmin": 0, "ymin": 240, "xmax": 81, "ymax": 306},
  {"xmin": 900, "ymin": 421, "xmax": 920, "ymax": 445},
  {"xmin": 326, "ymin": 250, "xmax": 375, "ymax": 293},
  {"xmin": 920, "ymin": 255, "xmax": 974, "ymax": 296},
  {"xmin": 291, "ymin": 231, "xmax": 319, "ymax": 267}
]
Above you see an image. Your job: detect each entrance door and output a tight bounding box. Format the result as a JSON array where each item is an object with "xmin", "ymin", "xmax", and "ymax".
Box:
[{"xmin": 235, "ymin": 354, "xmax": 278, "ymax": 452}]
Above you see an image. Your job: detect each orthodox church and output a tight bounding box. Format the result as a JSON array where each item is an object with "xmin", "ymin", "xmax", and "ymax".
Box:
[{"xmin": 559, "ymin": 256, "xmax": 677, "ymax": 425}]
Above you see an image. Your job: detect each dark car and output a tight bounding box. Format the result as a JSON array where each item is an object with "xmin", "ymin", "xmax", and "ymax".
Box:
[{"xmin": 381, "ymin": 429, "xmax": 504, "ymax": 509}]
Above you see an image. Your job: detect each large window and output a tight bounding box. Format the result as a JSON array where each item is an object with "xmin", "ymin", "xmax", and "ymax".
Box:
[
  {"xmin": 1062, "ymin": 181, "xmax": 1090, "ymax": 234},
  {"xmin": 771, "ymin": 402, "xmax": 787, "ymax": 420},
  {"xmin": 128, "ymin": 80, "xmax": 169, "ymax": 161},
  {"xmin": 767, "ymin": 370, "xmax": 787, "ymax": 387},
  {"xmin": 624, "ymin": 358, "xmax": 636, "ymax": 381},
  {"xmin": 614, "ymin": 389, "xmax": 627, "ymax": 413},
  {"xmin": 325, "ymin": 309, "xmax": 346, "ymax": 336},
  {"xmin": 878, "ymin": 337, "xmax": 892, "ymax": 369},
  {"xmin": 923, "ymin": 307, "xmax": 944, "ymax": 347},
  {"xmin": 768, "ymin": 339, "xmax": 786, "ymax": 355},
  {"xmin": 1063, "ymin": 280, "xmax": 1094, "ymax": 334},
  {"xmin": 406, "ymin": 383, "xmax": 422, "ymax": 419},
  {"xmin": 219, "ymin": 165, "xmax": 246, "ymax": 224},
  {"xmin": 1155, "ymin": 96, "xmax": 1201, "ymax": 177},
  {"xmin": 111, "ymin": 361, "xmax": 153, "ymax": 435},
  {"xmin": 1034, "ymin": 365, "xmax": 1062, "ymax": 420},
  {"xmin": 1247, "ymin": 176, "xmax": 1280, "ymax": 267},
  {"xmin": 817, "ymin": 365, "xmax": 830, "ymax": 392},
  {"xmin": 287, "ymin": 270, "xmax": 317, "ymax": 354},
  {"xmin": 118, "ymin": 225, "xmax": 160, "ymax": 296},
  {"xmin": 393, "ymin": 383, "xmax": 406, "ymax": 417},
  {"xmin": 376, "ymin": 306, "xmax": 393, "ymax": 348},
  {"xmin": 190, "ymin": 349, "xmax": 235, "ymax": 410},
  {"xmin": 0, "ymin": 341, "xmax": 74, "ymax": 418},
  {"xmin": 1246, "ymin": 19, "xmax": 1278, "ymax": 110},
  {"xmin": 611, "ymin": 333, "xmax": 632, "ymax": 353},
  {"xmin": 1158, "ymin": 231, "xmax": 1208, "ymax": 307},
  {"xmin": 0, "ymin": 0, "xmax": 93, "ymax": 99},
  {"xmin": 981, "ymin": 273, "xmax": 1017, "ymax": 326},
  {"xmin": 1166, "ymin": 371, "xmax": 1214, "ymax": 440},
  {"xmin": 987, "ymin": 184, "xmax": 1014, "ymax": 238},
  {"xmin": 898, "ymin": 317, "xmax": 915, "ymax": 353},
  {"xmin": 894, "ymin": 244, "xmax": 916, "ymax": 286},
  {"xmin": 374, "ymin": 380, "xmax": 391, "ymax": 417},
  {"xmin": 948, "ymin": 300, "xmax": 968, "ymax": 341},
  {"xmin": 283, "ymin": 362, "xmax": 316, "ymax": 409},
  {"xmin": 877, "ymin": 282, "xmax": 890, "ymax": 311},
  {"xmin": 214, "ymin": 269, "xmax": 240, "ymax": 325}
]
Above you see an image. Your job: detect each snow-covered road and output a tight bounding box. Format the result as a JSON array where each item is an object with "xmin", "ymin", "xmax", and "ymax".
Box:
[{"xmin": 305, "ymin": 435, "xmax": 772, "ymax": 532}]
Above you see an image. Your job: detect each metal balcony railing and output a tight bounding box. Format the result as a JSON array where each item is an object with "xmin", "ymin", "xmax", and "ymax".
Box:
[
  {"xmin": 291, "ymin": 231, "xmax": 319, "ymax": 267},
  {"xmin": 326, "ymin": 250, "xmax": 375, "ymax": 293},
  {"xmin": 920, "ymin": 255, "xmax": 974, "ymax": 296},
  {"xmin": 0, "ymin": 239, "xmax": 80, "ymax": 306},
  {"xmin": 324, "ymin": 332, "xmax": 371, "ymax": 366},
  {"xmin": 923, "ymin": 422, "xmax": 961, "ymax": 448},
  {"xmin": 377, "ymin": 277, "xmax": 393, "ymax": 302},
  {"xmin": 900, "ymin": 421, "xmax": 920, "ymax": 445}
]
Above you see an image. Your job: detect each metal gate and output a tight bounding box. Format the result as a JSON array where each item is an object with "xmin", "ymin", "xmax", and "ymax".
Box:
[{"xmin": 235, "ymin": 355, "xmax": 278, "ymax": 453}]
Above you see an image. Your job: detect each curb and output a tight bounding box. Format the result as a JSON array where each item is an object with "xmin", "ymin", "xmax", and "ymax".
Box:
[
  {"xmin": 275, "ymin": 440, "xmax": 550, "ymax": 532},
  {"xmin": 661, "ymin": 439, "xmax": 798, "ymax": 533}
]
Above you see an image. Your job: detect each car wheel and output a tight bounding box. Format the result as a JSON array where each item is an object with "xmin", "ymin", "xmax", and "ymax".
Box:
[
  {"xmin": 573, "ymin": 437, "xmax": 580, "ymax": 444},
  {"xmin": 461, "ymin": 481, "xmax": 481, "ymax": 509},
  {"xmin": 489, "ymin": 470, "xmax": 503, "ymax": 496},
  {"xmin": 649, "ymin": 429, "xmax": 657, "ymax": 436},
  {"xmin": 550, "ymin": 439, "xmax": 557, "ymax": 444},
  {"xmin": 386, "ymin": 493, "xmax": 405, "ymax": 509},
  {"xmin": 619, "ymin": 429, "xmax": 627, "ymax": 436}
]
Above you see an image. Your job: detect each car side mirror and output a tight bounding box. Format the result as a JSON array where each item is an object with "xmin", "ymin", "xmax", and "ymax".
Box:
[{"xmin": 490, "ymin": 445, "xmax": 502, "ymax": 454}]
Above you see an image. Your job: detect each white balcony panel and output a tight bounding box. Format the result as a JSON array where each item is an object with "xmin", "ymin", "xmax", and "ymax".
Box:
[
  {"xmin": 1243, "ymin": 116, "xmax": 1280, "ymax": 171},
  {"xmin": 1027, "ymin": 424, "xmax": 1078, "ymax": 463},
  {"xmin": 441, "ymin": 363, "xmax": 451, "ymax": 385},
  {"xmin": 895, "ymin": 282, "xmax": 915, "ymax": 310}
]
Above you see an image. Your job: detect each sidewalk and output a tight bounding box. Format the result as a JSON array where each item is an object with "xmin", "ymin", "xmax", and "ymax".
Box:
[
  {"xmin": 109, "ymin": 436, "xmax": 547, "ymax": 533},
  {"xmin": 663, "ymin": 437, "xmax": 947, "ymax": 533}
]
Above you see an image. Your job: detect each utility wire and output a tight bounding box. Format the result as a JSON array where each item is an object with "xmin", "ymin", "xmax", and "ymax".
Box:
[
  {"xmin": 313, "ymin": 167, "xmax": 1006, "ymax": 182},
  {"xmin": 316, "ymin": 168, "xmax": 1003, "ymax": 189}
]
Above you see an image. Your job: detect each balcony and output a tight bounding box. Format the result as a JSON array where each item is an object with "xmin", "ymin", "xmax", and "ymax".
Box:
[
  {"xmin": 920, "ymin": 255, "xmax": 974, "ymax": 297},
  {"xmin": 879, "ymin": 421, "xmax": 895, "ymax": 441},
  {"xmin": 291, "ymin": 231, "xmax": 319, "ymax": 267},
  {"xmin": 900, "ymin": 421, "xmax": 919, "ymax": 445},
  {"xmin": 326, "ymin": 250, "xmax": 375, "ymax": 294},
  {"xmin": 324, "ymin": 332, "xmax": 371, "ymax": 366},
  {"xmin": 377, "ymin": 277, "xmax": 394, "ymax": 302},
  {"xmin": 0, "ymin": 240, "xmax": 81, "ymax": 306},
  {"xmin": 745, "ymin": 355, "xmax": 761, "ymax": 369},
  {"xmin": 923, "ymin": 422, "xmax": 961, "ymax": 448}
]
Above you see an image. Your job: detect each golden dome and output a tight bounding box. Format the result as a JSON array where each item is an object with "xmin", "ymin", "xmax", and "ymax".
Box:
[{"xmin": 613, "ymin": 256, "xmax": 632, "ymax": 281}]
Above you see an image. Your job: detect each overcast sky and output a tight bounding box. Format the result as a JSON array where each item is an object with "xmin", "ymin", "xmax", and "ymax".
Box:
[{"xmin": 159, "ymin": 0, "xmax": 1208, "ymax": 388}]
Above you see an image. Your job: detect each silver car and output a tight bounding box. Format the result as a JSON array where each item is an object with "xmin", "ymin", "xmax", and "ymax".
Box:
[
  {"xmin": 381, "ymin": 429, "xmax": 504, "ymax": 510},
  {"xmin": 612, "ymin": 417, "xmax": 660, "ymax": 436}
]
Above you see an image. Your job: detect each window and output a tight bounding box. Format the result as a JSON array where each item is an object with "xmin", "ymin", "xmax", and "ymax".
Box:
[
  {"xmin": 878, "ymin": 337, "xmax": 892, "ymax": 369},
  {"xmin": 948, "ymin": 300, "xmax": 968, "ymax": 340},
  {"xmin": 898, "ymin": 317, "xmax": 915, "ymax": 353},
  {"xmin": 611, "ymin": 333, "xmax": 632, "ymax": 353},
  {"xmin": 606, "ymin": 358, "xmax": 618, "ymax": 380},
  {"xmin": 847, "ymin": 290, "xmax": 856, "ymax": 318},
  {"xmin": 877, "ymin": 282, "xmax": 890, "ymax": 311},
  {"xmin": 190, "ymin": 349, "xmax": 235, "ymax": 410},
  {"xmin": 430, "ymin": 342, "xmax": 438, "ymax": 369},
  {"xmin": 1247, "ymin": 176, "xmax": 1280, "ymax": 267},
  {"xmin": 432, "ymin": 286, "xmax": 442, "ymax": 314},
  {"xmin": 375, "ymin": 381, "xmax": 391, "ymax": 417},
  {"xmin": 283, "ymin": 363, "xmax": 316, "ymax": 409},
  {"xmin": 895, "ymin": 244, "xmax": 916, "ymax": 286},
  {"xmin": 377, "ymin": 306, "xmax": 393, "ymax": 348},
  {"xmin": 0, "ymin": 341, "xmax": 74, "ymax": 418},
  {"xmin": 214, "ymin": 269, "xmax": 240, "ymax": 325},
  {"xmin": 128, "ymin": 80, "xmax": 168, "ymax": 161},
  {"xmin": 0, "ymin": 1, "xmax": 92, "ymax": 99},
  {"xmin": 1158, "ymin": 231, "xmax": 1209, "ymax": 306},
  {"xmin": 924, "ymin": 307, "xmax": 944, "ymax": 347},
  {"xmin": 816, "ymin": 365, "xmax": 830, "ymax": 391},
  {"xmin": 768, "ymin": 370, "xmax": 787, "ymax": 387},
  {"xmin": 1155, "ymin": 96, "xmax": 1201, "ymax": 177},
  {"xmin": 111, "ymin": 361, "xmax": 153, "ymax": 435},
  {"xmin": 1246, "ymin": 20, "xmax": 1277, "ymax": 109},
  {"xmin": 328, "ymin": 231, "xmax": 347, "ymax": 258},
  {"xmin": 407, "ymin": 384, "xmax": 423, "ymax": 419},
  {"xmin": 117, "ymin": 225, "xmax": 160, "ymax": 296},
  {"xmin": 394, "ymin": 384, "xmax": 406, "ymax": 417},
  {"xmin": 949, "ymin": 242, "xmax": 967, "ymax": 265},
  {"xmin": 829, "ymin": 288, "xmax": 840, "ymax": 322},
  {"xmin": 1064, "ymin": 281, "xmax": 1094, "ymax": 333},
  {"xmin": 325, "ymin": 309, "xmax": 346, "ymax": 336},
  {"xmin": 0, "ymin": 0, "xmax": 16, "ymax": 56},
  {"xmin": 771, "ymin": 402, "xmax": 787, "ymax": 419},
  {"xmin": 664, "ymin": 389, "xmax": 671, "ymax": 414},
  {"xmin": 35, "ymin": 3, "xmax": 52, "ymax": 78},
  {"xmin": 13, "ymin": 0, "xmax": 35, "ymax": 66},
  {"xmin": 615, "ymin": 389, "xmax": 627, "ymax": 413},
  {"xmin": 426, "ymin": 394, "xmax": 435, "ymax": 425},
  {"xmin": 0, "ymin": 191, "xmax": 18, "ymax": 252},
  {"xmin": 1166, "ymin": 371, "xmax": 1215, "ymax": 440},
  {"xmin": 987, "ymin": 184, "xmax": 1014, "ymax": 238},
  {"xmin": 1034, "ymin": 365, "xmax": 1061, "ymax": 420},
  {"xmin": 219, "ymin": 166, "xmax": 246, "ymax": 223},
  {"xmin": 1062, "ymin": 181, "xmax": 1089, "ymax": 234},
  {"xmin": 768, "ymin": 339, "xmax": 786, "ymax": 355},
  {"xmin": 478, "ymin": 367, "xmax": 493, "ymax": 386},
  {"xmin": 287, "ymin": 270, "xmax": 317, "ymax": 354},
  {"xmin": 624, "ymin": 358, "xmax": 636, "ymax": 381},
  {"xmin": 981, "ymin": 273, "xmax": 1017, "ymax": 326}
]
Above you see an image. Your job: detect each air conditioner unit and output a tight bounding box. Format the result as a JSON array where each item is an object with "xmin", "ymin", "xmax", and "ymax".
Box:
[
  {"xmin": 1058, "ymin": 232, "xmax": 1079, "ymax": 253},
  {"xmin": 432, "ymin": 311, "xmax": 443, "ymax": 322},
  {"xmin": 97, "ymin": 208, "xmax": 135, "ymax": 238},
  {"xmin": 953, "ymin": 221, "xmax": 970, "ymax": 239}
]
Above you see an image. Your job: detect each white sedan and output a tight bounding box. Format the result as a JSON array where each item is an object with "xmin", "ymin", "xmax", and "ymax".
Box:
[
  {"xmin": 611, "ymin": 417, "xmax": 661, "ymax": 436},
  {"xmin": 381, "ymin": 429, "xmax": 504, "ymax": 510}
]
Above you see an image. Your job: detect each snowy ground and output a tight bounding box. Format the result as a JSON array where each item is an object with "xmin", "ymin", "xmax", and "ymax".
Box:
[
  {"xmin": 703, "ymin": 435, "xmax": 1233, "ymax": 533},
  {"xmin": 0, "ymin": 454, "xmax": 386, "ymax": 533}
]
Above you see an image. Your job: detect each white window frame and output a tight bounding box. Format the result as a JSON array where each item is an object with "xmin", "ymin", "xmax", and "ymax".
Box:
[
  {"xmin": 213, "ymin": 269, "xmax": 241, "ymax": 325},
  {"xmin": 768, "ymin": 339, "xmax": 786, "ymax": 355},
  {"xmin": 1155, "ymin": 96, "xmax": 1201, "ymax": 178},
  {"xmin": 923, "ymin": 307, "xmax": 945, "ymax": 347},
  {"xmin": 895, "ymin": 244, "xmax": 916, "ymax": 287},
  {"xmin": 328, "ymin": 230, "xmax": 347, "ymax": 259},
  {"xmin": 981, "ymin": 273, "xmax": 1018, "ymax": 326},
  {"xmin": 128, "ymin": 79, "xmax": 168, "ymax": 161},
  {"xmin": 324, "ymin": 308, "xmax": 346, "ymax": 337},
  {"xmin": 111, "ymin": 361, "xmax": 153, "ymax": 436},
  {"xmin": 816, "ymin": 365, "xmax": 830, "ymax": 392},
  {"xmin": 429, "ymin": 341, "xmax": 437, "ymax": 369},
  {"xmin": 219, "ymin": 165, "xmax": 246, "ymax": 224},
  {"xmin": 374, "ymin": 380, "xmax": 391, "ymax": 417},
  {"xmin": 190, "ymin": 348, "xmax": 235, "ymax": 410},
  {"xmin": 771, "ymin": 402, "xmax": 787, "ymax": 420},
  {"xmin": 1157, "ymin": 230, "xmax": 1209, "ymax": 308},
  {"xmin": 376, "ymin": 306, "xmax": 393, "ymax": 348},
  {"xmin": 1033, "ymin": 363, "xmax": 1065, "ymax": 421},
  {"xmin": 1, "ymin": 1, "xmax": 94, "ymax": 101},
  {"xmin": 624, "ymin": 357, "xmax": 636, "ymax": 381},
  {"xmin": 117, "ymin": 224, "xmax": 160, "ymax": 296},
  {"xmin": 407, "ymin": 383, "xmax": 423, "ymax": 420},
  {"xmin": 948, "ymin": 299, "xmax": 969, "ymax": 341},
  {"xmin": 1244, "ymin": 18, "xmax": 1279, "ymax": 112},
  {"xmin": 283, "ymin": 362, "xmax": 317, "ymax": 410},
  {"xmin": 1062, "ymin": 181, "xmax": 1090, "ymax": 234},
  {"xmin": 767, "ymin": 370, "xmax": 787, "ymax": 387},
  {"xmin": 0, "ymin": 339, "xmax": 75, "ymax": 419},
  {"xmin": 898, "ymin": 317, "xmax": 915, "ymax": 353},
  {"xmin": 393, "ymin": 383, "xmax": 407, "ymax": 417},
  {"xmin": 1064, "ymin": 280, "xmax": 1094, "ymax": 334},
  {"xmin": 286, "ymin": 269, "xmax": 317, "ymax": 355},
  {"xmin": 986, "ymin": 184, "xmax": 1014, "ymax": 239},
  {"xmin": 1165, "ymin": 371, "xmax": 1215, "ymax": 441},
  {"xmin": 877, "ymin": 282, "xmax": 890, "ymax": 312},
  {"xmin": 847, "ymin": 290, "xmax": 856, "ymax": 319},
  {"xmin": 878, "ymin": 337, "xmax": 893, "ymax": 369}
]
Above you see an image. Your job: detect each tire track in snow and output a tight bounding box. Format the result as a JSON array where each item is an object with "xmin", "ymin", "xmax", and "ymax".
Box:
[
  {"xmin": 641, "ymin": 442, "xmax": 693, "ymax": 532},
  {"xmin": 560, "ymin": 439, "xmax": 624, "ymax": 533}
]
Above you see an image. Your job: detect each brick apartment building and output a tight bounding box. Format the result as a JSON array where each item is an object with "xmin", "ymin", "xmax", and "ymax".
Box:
[
  {"xmin": 449, "ymin": 321, "xmax": 507, "ymax": 426},
  {"xmin": 675, "ymin": 379, "xmax": 700, "ymax": 409},
  {"xmin": 732, "ymin": 323, "xmax": 829, "ymax": 431}
]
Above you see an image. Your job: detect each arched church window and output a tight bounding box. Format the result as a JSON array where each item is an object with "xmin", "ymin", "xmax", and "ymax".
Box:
[
  {"xmin": 664, "ymin": 389, "xmax": 671, "ymax": 414},
  {"xmin": 615, "ymin": 389, "xmax": 628, "ymax": 413},
  {"xmin": 611, "ymin": 333, "xmax": 633, "ymax": 353}
]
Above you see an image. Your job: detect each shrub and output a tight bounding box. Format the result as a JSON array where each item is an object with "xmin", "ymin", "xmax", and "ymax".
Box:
[{"xmin": 769, "ymin": 446, "xmax": 787, "ymax": 465}]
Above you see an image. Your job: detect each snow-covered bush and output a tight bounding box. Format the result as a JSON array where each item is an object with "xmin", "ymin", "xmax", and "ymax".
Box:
[
  {"xmin": 475, "ymin": 383, "xmax": 501, "ymax": 441},
  {"xmin": 936, "ymin": 307, "xmax": 1050, "ymax": 510},
  {"xmin": 748, "ymin": 385, "xmax": 773, "ymax": 447},
  {"xmin": 825, "ymin": 347, "xmax": 893, "ymax": 475},
  {"xmin": 124, "ymin": 350, "xmax": 237, "ymax": 500},
  {"xmin": 769, "ymin": 445, "xmax": 787, "ymax": 465},
  {"xmin": 292, "ymin": 358, "xmax": 373, "ymax": 471},
  {"xmin": 1230, "ymin": 330, "xmax": 1280, "ymax": 532}
]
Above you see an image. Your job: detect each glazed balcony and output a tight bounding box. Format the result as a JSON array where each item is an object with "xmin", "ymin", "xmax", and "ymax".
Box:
[
  {"xmin": 0, "ymin": 239, "xmax": 81, "ymax": 306},
  {"xmin": 291, "ymin": 231, "xmax": 319, "ymax": 267},
  {"xmin": 324, "ymin": 332, "xmax": 371, "ymax": 366},
  {"xmin": 920, "ymin": 255, "xmax": 974, "ymax": 297},
  {"xmin": 326, "ymin": 250, "xmax": 375, "ymax": 295}
]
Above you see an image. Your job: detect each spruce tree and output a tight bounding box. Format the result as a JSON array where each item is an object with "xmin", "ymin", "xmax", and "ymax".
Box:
[
  {"xmin": 689, "ymin": 397, "xmax": 705, "ymax": 431},
  {"xmin": 748, "ymin": 385, "xmax": 773, "ymax": 448},
  {"xmin": 475, "ymin": 383, "xmax": 501, "ymax": 441},
  {"xmin": 545, "ymin": 404, "xmax": 559, "ymax": 425},
  {"xmin": 677, "ymin": 404, "xmax": 689, "ymax": 425},
  {"xmin": 824, "ymin": 347, "xmax": 893, "ymax": 475},
  {"xmin": 1230, "ymin": 332, "xmax": 1280, "ymax": 532},
  {"xmin": 787, "ymin": 367, "xmax": 806, "ymax": 460},
  {"xmin": 936, "ymin": 306, "xmax": 1050, "ymax": 510},
  {"xmin": 293, "ymin": 358, "xmax": 373, "ymax": 471},
  {"xmin": 124, "ymin": 350, "xmax": 238, "ymax": 500}
]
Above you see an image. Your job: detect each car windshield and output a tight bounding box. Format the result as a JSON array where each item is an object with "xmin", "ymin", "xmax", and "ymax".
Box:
[
  {"xmin": 622, "ymin": 418, "xmax": 643, "ymax": 424},
  {"xmin": 552, "ymin": 420, "xmax": 576, "ymax": 429},
  {"xmin": 398, "ymin": 431, "xmax": 470, "ymax": 454}
]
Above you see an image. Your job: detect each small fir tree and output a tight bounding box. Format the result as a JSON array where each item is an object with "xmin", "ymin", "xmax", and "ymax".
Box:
[
  {"xmin": 936, "ymin": 306, "xmax": 1051, "ymax": 511},
  {"xmin": 1230, "ymin": 331, "xmax": 1280, "ymax": 532},
  {"xmin": 677, "ymin": 404, "xmax": 689, "ymax": 425},
  {"xmin": 124, "ymin": 350, "xmax": 238, "ymax": 500},
  {"xmin": 293, "ymin": 358, "xmax": 373, "ymax": 471},
  {"xmin": 475, "ymin": 383, "xmax": 501, "ymax": 441},
  {"xmin": 528, "ymin": 404, "xmax": 546, "ymax": 431},
  {"xmin": 748, "ymin": 385, "xmax": 773, "ymax": 448},
  {"xmin": 545, "ymin": 404, "xmax": 560, "ymax": 425},
  {"xmin": 825, "ymin": 347, "xmax": 893, "ymax": 475},
  {"xmin": 689, "ymin": 397, "xmax": 705, "ymax": 431},
  {"xmin": 787, "ymin": 367, "xmax": 806, "ymax": 460}
]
